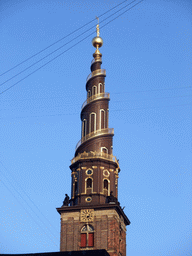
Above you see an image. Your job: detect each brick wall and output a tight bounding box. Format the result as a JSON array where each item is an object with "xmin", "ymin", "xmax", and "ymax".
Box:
[{"xmin": 60, "ymin": 209, "xmax": 126, "ymax": 256}]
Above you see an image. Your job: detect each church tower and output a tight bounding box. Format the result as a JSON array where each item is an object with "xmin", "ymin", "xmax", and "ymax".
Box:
[{"xmin": 57, "ymin": 24, "xmax": 130, "ymax": 256}]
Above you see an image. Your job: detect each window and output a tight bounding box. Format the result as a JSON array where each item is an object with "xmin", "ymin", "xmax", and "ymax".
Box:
[
  {"xmin": 87, "ymin": 90, "xmax": 91, "ymax": 98},
  {"xmin": 82, "ymin": 119, "xmax": 87, "ymax": 138},
  {"xmin": 81, "ymin": 225, "xmax": 94, "ymax": 248},
  {"xmin": 87, "ymin": 178, "xmax": 92, "ymax": 188},
  {"xmin": 103, "ymin": 179, "xmax": 110, "ymax": 196},
  {"xmin": 92, "ymin": 86, "xmax": 97, "ymax": 95},
  {"xmin": 86, "ymin": 177, "xmax": 93, "ymax": 194},
  {"xmin": 100, "ymin": 109, "xmax": 105, "ymax": 129},
  {"xmin": 104, "ymin": 179, "xmax": 108, "ymax": 190},
  {"xmin": 75, "ymin": 181, "xmax": 78, "ymax": 194},
  {"xmin": 90, "ymin": 113, "xmax": 96, "ymax": 133},
  {"xmin": 99, "ymin": 83, "xmax": 103, "ymax": 94},
  {"xmin": 101, "ymin": 147, "xmax": 108, "ymax": 154},
  {"xmin": 86, "ymin": 169, "xmax": 93, "ymax": 175}
]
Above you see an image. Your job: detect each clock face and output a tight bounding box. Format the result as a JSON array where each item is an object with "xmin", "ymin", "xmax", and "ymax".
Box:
[{"xmin": 81, "ymin": 209, "xmax": 94, "ymax": 222}]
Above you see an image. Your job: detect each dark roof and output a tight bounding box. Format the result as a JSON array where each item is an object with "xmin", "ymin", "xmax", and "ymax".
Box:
[{"xmin": 0, "ymin": 249, "xmax": 110, "ymax": 256}]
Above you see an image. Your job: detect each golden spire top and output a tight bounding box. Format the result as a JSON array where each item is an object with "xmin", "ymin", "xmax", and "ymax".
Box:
[
  {"xmin": 96, "ymin": 16, "xmax": 100, "ymax": 37},
  {"xmin": 92, "ymin": 16, "xmax": 103, "ymax": 54}
]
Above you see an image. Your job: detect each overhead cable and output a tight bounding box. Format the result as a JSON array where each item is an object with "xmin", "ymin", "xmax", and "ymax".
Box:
[
  {"xmin": 0, "ymin": 0, "xmax": 135, "ymax": 77},
  {"xmin": 0, "ymin": 0, "xmax": 138, "ymax": 87},
  {"xmin": 0, "ymin": 0, "xmax": 143, "ymax": 95}
]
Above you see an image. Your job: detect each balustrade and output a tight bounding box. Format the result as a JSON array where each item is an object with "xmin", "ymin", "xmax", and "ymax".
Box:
[
  {"xmin": 81, "ymin": 92, "xmax": 110, "ymax": 111},
  {"xmin": 75, "ymin": 128, "xmax": 114, "ymax": 151}
]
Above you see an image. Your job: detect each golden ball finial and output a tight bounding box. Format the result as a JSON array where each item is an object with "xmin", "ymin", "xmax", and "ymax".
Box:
[
  {"xmin": 92, "ymin": 22, "xmax": 103, "ymax": 50},
  {"xmin": 92, "ymin": 36, "xmax": 103, "ymax": 49}
]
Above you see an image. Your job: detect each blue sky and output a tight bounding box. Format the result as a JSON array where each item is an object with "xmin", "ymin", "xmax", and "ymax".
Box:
[{"xmin": 0, "ymin": 0, "xmax": 191, "ymax": 255}]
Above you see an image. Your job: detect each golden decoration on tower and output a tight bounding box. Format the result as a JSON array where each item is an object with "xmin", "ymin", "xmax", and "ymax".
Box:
[
  {"xmin": 92, "ymin": 17, "xmax": 103, "ymax": 55},
  {"xmin": 80, "ymin": 209, "xmax": 94, "ymax": 222}
]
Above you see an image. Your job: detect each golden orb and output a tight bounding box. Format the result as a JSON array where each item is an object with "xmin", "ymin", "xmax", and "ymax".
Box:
[{"xmin": 92, "ymin": 36, "xmax": 103, "ymax": 49}]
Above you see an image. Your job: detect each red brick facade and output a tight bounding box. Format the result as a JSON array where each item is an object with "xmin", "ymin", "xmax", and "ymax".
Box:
[{"xmin": 59, "ymin": 208, "xmax": 127, "ymax": 256}]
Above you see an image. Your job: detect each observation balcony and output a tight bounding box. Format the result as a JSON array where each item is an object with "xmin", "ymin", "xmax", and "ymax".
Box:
[
  {"xmin": 81, "ymin": 92, "xmax": 110, "ymax": 111},
  {"xmin": 71, "ymin": 151, "xmax": 119, "ymax": 168},
  {"xmin": 75, "ymin": 128, "xmax": 114, "ymax": 152},
  {"xmin": 86, "ymin": 69, "xmax": 106, "ymax": 83}
]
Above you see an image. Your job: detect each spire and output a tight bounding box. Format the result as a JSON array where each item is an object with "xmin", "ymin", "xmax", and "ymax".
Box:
[{"xmin": 92, "ymin": 18, "xmax": 103, "ymax": 56}]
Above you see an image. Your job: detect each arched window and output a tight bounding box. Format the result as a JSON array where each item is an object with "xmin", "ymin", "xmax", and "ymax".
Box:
[
  {"xmin": 81, "ymin": 224, "xmax": 94, "ymax": 248},
  {"xmin": 100, "ymin": 109, "xmax": 105, "ymax": 130},
  {"xmin": 92, "ymin": 86, "xmax": 97, "ymax": 96},
  {"xmin": 75, "ymin": 181, "xmax": 78, "ymax": 194},
  {"xmin": 89, "ymin": 113, "xmax": 96, "ymax": 133},
  {"xmin": 86, "ymin": 177, "xmax": 93, "ymax": 194},
  {"xmin": 104, "ymin": 179, "xmax": 108, "ymax": 190},
  {"xmin": 87, "ymin": 178, "xmax": 92, "ymax": 188},
  {"xmin": 103, "ymin": 179, "xmax": 110, "ymax": 196},
  {"xmin": 99, "ymin": 83, "xmax": 103, "ymax": 94},
  {"xmin": 82, "ymin": 119, "xmax": 87, "ymax": 138},
  {"xmin": 87, "ymin": 90, "xmax": 91, "ymax": 98},
  {"xmin": 107, "ymin": 108, "xmax": 109, "ymax": 127},
  {"xmin": 101, "ymin": 147, "xmax": 108, "ymax": 154}
]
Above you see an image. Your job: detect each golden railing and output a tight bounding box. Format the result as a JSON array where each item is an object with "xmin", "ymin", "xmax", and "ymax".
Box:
[
  {"xmin": 71, "ymin": 151, "xmax": 119, "ymax": 166},
  {"xmin": 75, "ymin": 128, "xmax": 114, "ymax": 151},
  {"xmin": 91, "ymin": 58, "xmax": 102, "ymax": 65},
  {"xmin": 81, "ymin": 92, "xmax": 110, "ymax": 111},
  {"xmin": 86, "ymin": 69, "xmax": 106, "ymax": 83}
]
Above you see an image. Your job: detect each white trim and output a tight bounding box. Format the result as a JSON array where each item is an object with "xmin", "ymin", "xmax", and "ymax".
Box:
[
  {"xmin": 82, "ymin": 119, "xmax": 87, "ymax": 138},
  {"xmin": 89, "ymin": 112, "xmax": 96, "ymax": 133},
  {"xmin": 86, "ymin": 168, "xmax": 93, "ymax": 176},
  {"xmin": 101, "ymin": 147, "xmax": 108, "ymax": 154},
  {"xmin": 85, "ymin": 177, "xmax": 93, "ymax": 193},
  {"xmin": 98, "ymin": 83, "xmax": 103, "ymax": 94},
  {"xmin": 100, "ymin": 109, "xmax": 105, "ymax": 130},
  {"xmin": 87, "ymin": 90, "xmax": 91, "ymax": 98},
  {"xmin": 92, "ymin": 85, "xmax": 97, "ymax": 95},
  {"xmin": 103, "ymin": 178, "xmax": 110, "ymax": 196}
]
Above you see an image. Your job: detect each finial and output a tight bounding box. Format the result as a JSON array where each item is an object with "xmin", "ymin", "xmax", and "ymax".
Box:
[
  {"xmin": 96, "ymin": 16, "xmax": 100, "ymax": 37},
  {"xmin": 92, "ymin": 16, "xmax": 103, "ymax": 52}
]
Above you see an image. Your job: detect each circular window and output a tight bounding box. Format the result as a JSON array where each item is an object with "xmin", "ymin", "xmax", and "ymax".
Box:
[
  {"xmin": 85, "ymin": 197, "xmax": 92, "ymax": 202},
  {"xmin": 103, "ymin": 169, "xmax": 110, "ymax": 177},
  {"xmin": 86, "ymin": 169, "xmax": 93, "ymax": 175}
]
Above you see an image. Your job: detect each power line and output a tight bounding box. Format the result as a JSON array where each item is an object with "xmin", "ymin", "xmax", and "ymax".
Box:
[
  {"xmin": 0, "ymin": 161, "xmax": 59, "ymax": 244},
  {"xmin": 1, "ymin": 102, "xmax": 191, "ymax": 121},
  {"xmin": 0, "ymin": 0, "xmax": 143, "ymax": 95},
  {"xmin": 110, "ymin": 103, "xmax": 192, "ymax": 112},
  {"xmin": 0, "ymin": 0, "xmax": 135, "ymax": 77},
  {"xmin": 1, "ymin": 93, "xmax": 191, "ymax": 112},
  {"xmin": 1, "ymin": 86, "xmax": 191, "ymax": 103},
  {"xmin": 0, "ymin": 0, "xmax": 138, "ymax": 87},
  {"xmin": 0, "ymin": 178, "xmax": 58, "ymax": 247}
]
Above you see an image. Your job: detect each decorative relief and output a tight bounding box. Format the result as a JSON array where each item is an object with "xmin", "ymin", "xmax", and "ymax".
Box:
[
  {"xmin": 114, "ymin": 169, "xmax": 118, "ymax": 174},
  {"xmin": 103, "ymin": 169, "xmax": 110, "ymax": 177},
  {"xmin": 92, "ymin": 166, "xmax": 97, "ymax": 169},
  {"xmin": 81, "ymin": 167, "xmax": 87, "ymax": 170},
  {"xmin": 80, "ymin": 209, "xmax": 94, "ymax": 222},
  {"xmin": 115, "ymin": 174, "xmax": 118, "ymax": 186},
  {"xmin": 100, "ymin": 166, "xmax": 105, "ymax": 169},
  {"xmin": 85, "ymin": 197, "xmax": 92, "ymax": 202},
  {"xmin": 86, "ymin": 169, "xmax": 93, "ymax": 175}
]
